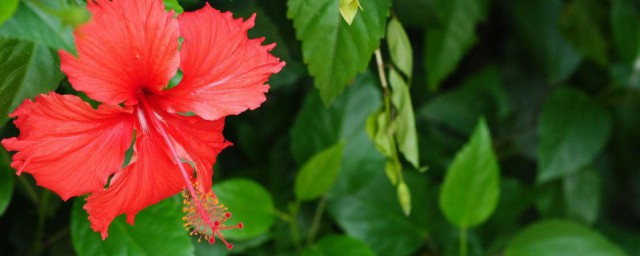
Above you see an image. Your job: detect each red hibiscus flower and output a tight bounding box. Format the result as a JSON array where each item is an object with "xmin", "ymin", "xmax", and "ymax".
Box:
[{"xmin": 1, "ymin": 0, "xmax": 284, "ymax": 249}]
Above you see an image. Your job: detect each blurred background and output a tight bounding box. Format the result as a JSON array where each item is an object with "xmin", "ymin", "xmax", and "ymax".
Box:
[{"xmin": 1, "ymin": 0, "xmax": 640, "ymax": 255}]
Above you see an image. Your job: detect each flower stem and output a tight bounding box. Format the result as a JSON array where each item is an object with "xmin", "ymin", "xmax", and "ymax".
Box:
[
  {"xmin": 306, "ymin": 196, "xmax": 327, "ymax": 246},
  {"xmin": 290, "ymin": 216, "xmax": 302, "ymax": 253},
  {"xmin": 459, "ymin": 228, "xmax": 467, "ymax": 256}
]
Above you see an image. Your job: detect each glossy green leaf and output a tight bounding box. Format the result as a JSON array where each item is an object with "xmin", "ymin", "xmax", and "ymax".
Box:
[
  {"xmin": 424, "ymin": 0, "xmax": 486, "ymax": 91},
  {"xmin": 563, "ymin": 168, "xmax": 601, "ymax": 224},
  {"xmin": 71, "ymin": 197, "xmax": 194, "ymax": 256},
  {"xmin": 439, "ymin": 118, "xmax": 500, "ymax": 228},
  {"xmin": 214, "ymin": 179, "xmax": 276, "ymax": 240},
  {"xmin": 559, "ymin": 0, "xmax": 608, "ymax": 65},
  {"xmin": 0, "ymin": 164, "xmax": 14, "ymax": 217},
  {"xmin": 163, "ymin": 0, "xmax": 184, "ymax": 14},
  {"xmin": 339, "ymin": 0, "xmax": 362, "ymax": 25},
  {"xmin": 295, "ymin": 142, "xmax": 344, "ymax": 201},
  {"xmin": 387, "ymin": 18, "xmax": 413, "ymax": 78},
  {"xmin": 505, "ymin": 220, "xmax": 626, "ymax": 256},
  {"xmin": 288, "ymin": 0, "xmax": 391, "ymax": 104},
  {"xmin": 0, "ymin": 0, "xmax": 78, "ymax": 54},
  {"xmin": 537, "ymin": 87, "xmax": 611, "ymax": 183},
  {"xmin": 291, "ymin": 73, "xmax": 382, "ymax": 165},
  {"xmin": 390, "ymin": 68, "xmax": 420, "ymax": 169},
  {"xmin": 302, "ymin": 235, "xmax": 375, "ymax": 256},
  {"xmin": 508, "ymin": 0, "xmax": 582, "ymax": 83},
  {"xmin": 0, "ymin": 0, "xmax": 19, "ymax": 25},
  {"xmin": 0, "ymin": 39, "xmax": 64, "ymax": 126}
]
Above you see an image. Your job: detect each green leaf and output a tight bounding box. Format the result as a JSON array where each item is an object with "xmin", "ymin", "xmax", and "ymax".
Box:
[
  {"xmin": 214, "ymin": 179, "xmax": 276, "ymax": 240},
  {"xmin": 0, "ymin": 0, "xmax": 78, "ymax": 54},
  {"xmin": 537, "ymin": 87, "xmax": 611, "ymax": 183},
  {"xmin": 559, "ymin": 0, "xmax": 608, "ymax": 65},
  {"xmin": 611, "ymin": 0, "xmax": 640, "ymax": 63},
  {"xmin": 292, "ymin": 72, "xmax": 425, "ymax": 255},
  {"xmin": 329, "ymin": 169, "xmax": 428, "ymax": 256},
  {"xmin": 163, "ymin": 0, "xmax": 184, "ymax": 14},
  {"xmin": 508, "ymin": 0, "xmax": 582, "ymax": 83},
  {"xmin": 389, "ymin": 68, "xmax": 420, "ymax": 169},
  {"xmin": 396, "ymin": 181, "xmax": 411, "ymax": 216},
  {"xmin": 563, "ymin": 168, "xmax": 601, "ymax": 224},
  {"xmin": 71, "ymin": 197, "xmax": 194, "ymax": 256},
  {"xmin": 419, "ymin": 66, "xmax": 509, "ymax": 135},
  {"xmin": 505, "ymin": 220, "xmax": 626, "ymax": 256},
  {"xmin": 0, "ymin": 39, "xmax": 64, "ymax": 126},
  {"xmin": 291, "ymin": 72, "xmax": 382, "ymax": 165},
  {"xmin": 287, "ymin": 0, "xmax": 391, "ymax": 104},
  {"xmin": 295, "ymin": 142, "xmax": 345, "ymax": 201},
  {"xmin": 339, "ymin": 0, "xmax": 362, "ymax": 25},
  {"xmin": 0, "ymin": 164, "xmax": 14, "ymax": 217},
  {"xmin": 302, "ymin": 235, "xmax": 375, "ymax": 256},
  {"xmin": 366, "ymin": 109, "xmax": 395, "ymax": 158},
  {"xmin": 439, "ymin": 118, "xmax": 500, "ymax": 228},
  {"xmin": 0, "ymin": 0, "xmax": 19, "ymax": 26},
  {"xmin": 57, "ymin": 7, "xmax": 91, "ymax": 29},
  {"xmin": 424, "ymin": 0, "xmax": 486, "ymax": 91},
  {"xmin": 387, "ymin": 18, "xmax": 413, "ymax": 78}
]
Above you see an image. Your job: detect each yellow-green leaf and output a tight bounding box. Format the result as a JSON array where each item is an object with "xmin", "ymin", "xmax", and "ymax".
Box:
[{"xmin": 339, "ymin": 0, "xmax": 362, "ymax": 25}]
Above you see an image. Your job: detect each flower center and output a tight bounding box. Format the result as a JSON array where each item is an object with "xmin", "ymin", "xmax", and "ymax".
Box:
[{"xmin": 137, "ymin": 95, "xmax": 242, "ymax": 249}]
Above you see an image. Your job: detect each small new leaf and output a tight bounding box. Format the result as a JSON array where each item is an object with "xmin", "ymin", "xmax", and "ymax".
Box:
[
  {"xmin": 387, "ymin": 18, "xmax": 413, "ymax": 79},
  {"xmin": 389, "ymin": 68, "xmax": 420, "ymax": 169},
  {"xmin": 397, "ymin": 182, "xmax": 411, "ymax": 216},
  {"xmin": 340, "ymin": 0, "xmax": 362, "ymax": 25}
]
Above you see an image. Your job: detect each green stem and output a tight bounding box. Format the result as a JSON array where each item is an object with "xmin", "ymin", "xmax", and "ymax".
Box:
[
  {"xmin": 17, "ymin": 175, "xmax": 39, "ymax": 205},
  {"xmin": 272, "ymin": 208, "xmax": 293, "ymax": 222},
  {"xmin": 43, "ymin": 227, "xmax": 69, "ymax": 249},
  {"xmin": 459, "ymin": 228, "xmax": 467, "ymax": 256},
  {"xmin": 30, "ymin": 190, "xmax": 50, "ymax": 255},
  {"xmin": 289, "ymin": 213, "xmax": 302, "ymax": 252},
  {"xmin": 307, "ymin": 196, "xmax": 328, "ymax": 246},
  {"xmin": 272, "ymin": 207, "xmax": 302, "ymax": 251}
]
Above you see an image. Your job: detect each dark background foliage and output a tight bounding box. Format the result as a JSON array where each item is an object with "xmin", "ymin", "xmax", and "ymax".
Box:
[{"xmin": 1, "ymin": 0, "xmax": 639, "ymax": 255}]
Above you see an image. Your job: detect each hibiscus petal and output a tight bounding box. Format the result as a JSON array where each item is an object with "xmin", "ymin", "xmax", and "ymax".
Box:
[
  {"xmin": 152, "ymin": 4, "xmax": 285, "ymax": 120},
  {"xmin": 1, "ymin": 93, "xmax": 134, "ymax": 201},
  {"xmin": 60, "ymin": 0, "xmax": 179, "ymax": 106},
  {"xmin": 152, "ymin": 103, "xmax": 231, "ymax": 192},
  {"xmin": 84, "ymin": 130, "xmax": 187, "ymax": 239}
]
